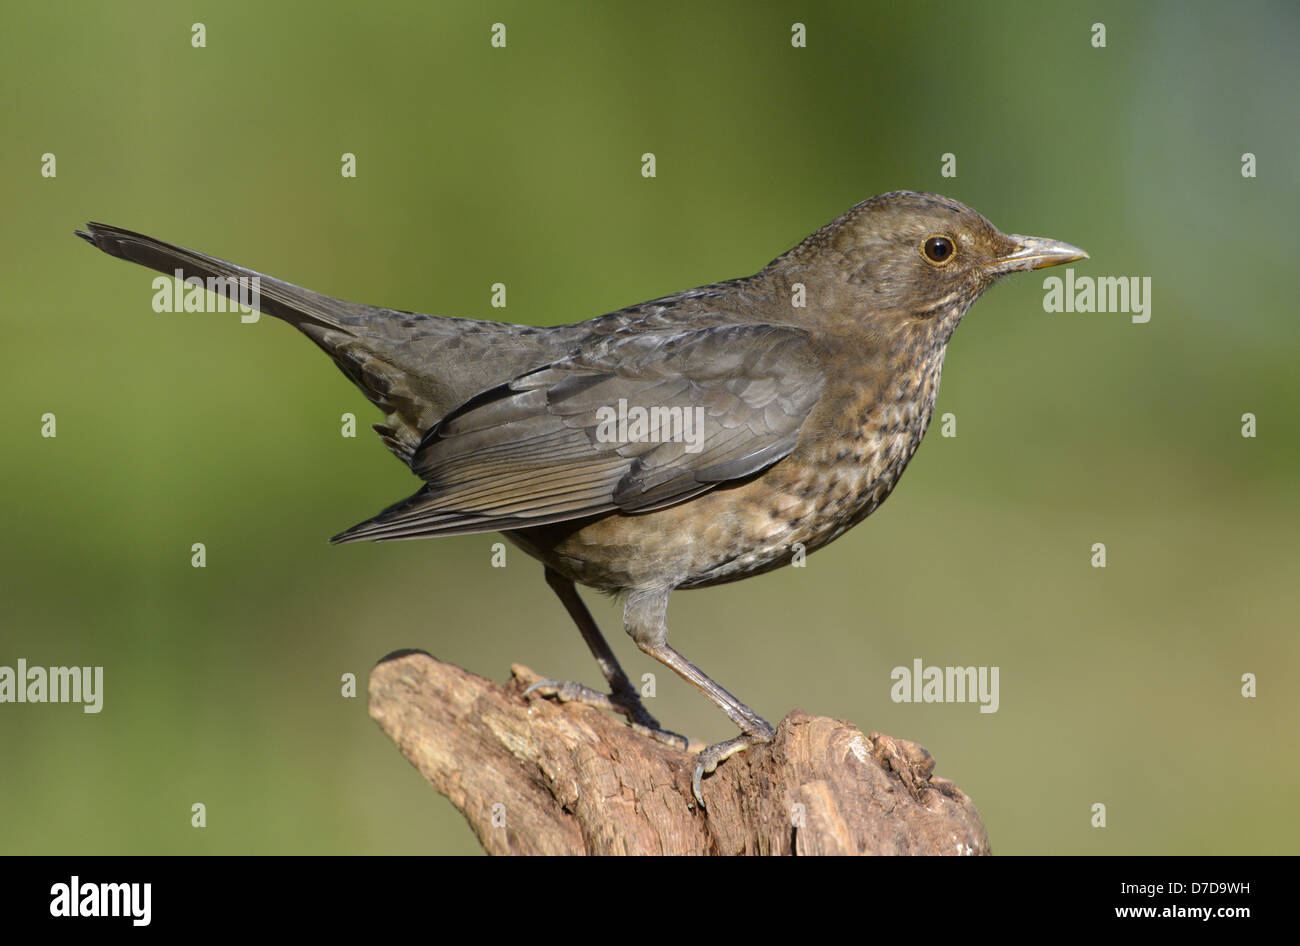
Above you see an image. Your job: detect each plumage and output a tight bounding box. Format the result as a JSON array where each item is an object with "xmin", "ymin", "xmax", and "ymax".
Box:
[{"xmin": 76, "ymin": 192, "xmax": 1086, "ymax": 800}]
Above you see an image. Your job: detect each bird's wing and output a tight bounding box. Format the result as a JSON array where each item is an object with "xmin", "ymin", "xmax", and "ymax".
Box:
[{"xmin": 331, "ymin": 322, "xmax": 826, "ymax": 542}]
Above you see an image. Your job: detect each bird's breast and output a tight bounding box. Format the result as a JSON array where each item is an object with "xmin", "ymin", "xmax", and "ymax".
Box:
[
  {"xmin": 666, "ymin": 338, "xmax": 949, "ymax": 588},
  {"xmin": 761, "ymin": 346, "xmax": 947, "ymax": 547},
  {"xmin": 509, "ymin": 332, "xmax": 951, "ymax": 593}
]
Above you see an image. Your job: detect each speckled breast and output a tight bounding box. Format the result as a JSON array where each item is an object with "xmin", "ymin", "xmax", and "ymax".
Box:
[
  {"xmin": 508, "ymin": 329, "xmax": 952, "ymax": 594},
  {"xmin": 675, "ymin": 339, "xmax": 949, "ymax": 588}
]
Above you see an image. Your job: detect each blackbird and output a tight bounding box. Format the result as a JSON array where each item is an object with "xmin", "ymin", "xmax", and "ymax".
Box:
[{"xmin": 76, "ymin": 191, "xmax": 1086, "ymax": 803}]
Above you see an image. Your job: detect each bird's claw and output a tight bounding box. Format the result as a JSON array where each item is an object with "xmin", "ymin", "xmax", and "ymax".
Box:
[
  {"xmin": 524, "ymin": 678, "xmax": 618, "ymax": 711},
  {"xmin": 691, "ymin": 727, "xmax": 775, "ymax": 807},
  {"xmin": 524, "ymin": 678, "xmax": 689, "ymax": 751}
]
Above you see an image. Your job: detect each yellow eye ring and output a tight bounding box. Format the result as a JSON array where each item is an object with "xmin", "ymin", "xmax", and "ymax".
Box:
[{"xmin": 923, "ymin": 235, "xmax": 955, "ymax": 264}]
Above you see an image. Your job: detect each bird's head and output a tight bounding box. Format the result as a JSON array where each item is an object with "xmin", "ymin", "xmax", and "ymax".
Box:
[{"xmin": 767, "ymin": 190, "xmax": 1087, "ymax": 340}]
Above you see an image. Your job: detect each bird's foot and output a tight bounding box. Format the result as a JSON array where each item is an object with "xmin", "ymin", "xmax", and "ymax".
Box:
[
  {"xmin": 523, "ymin": 678, "xmax": 689, "ymax": 751},
  {"xmin": 692, "ymin": 720, "xmax": 777, "ymax": 807}
]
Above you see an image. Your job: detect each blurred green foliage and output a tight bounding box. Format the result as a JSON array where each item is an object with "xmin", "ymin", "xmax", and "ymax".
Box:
[{"xmin": 1, "ymin": 0, "xmax": 1296, "ymax": 854}]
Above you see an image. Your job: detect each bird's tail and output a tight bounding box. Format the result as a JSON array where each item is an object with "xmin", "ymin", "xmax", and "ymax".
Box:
[
  {"xmin": 76, "ymin": 222, "xmax": 576, "ymax": 472},
  {"xmin": 76, "ymin": 221, "xmax": 446, "ymax": 463},
  {"xmin": 75, "ymin": 222, "xmax": 353, "ymax": 332}
]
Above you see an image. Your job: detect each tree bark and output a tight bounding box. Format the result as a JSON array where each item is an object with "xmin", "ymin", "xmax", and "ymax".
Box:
[{"xmin": 368, "ymin": 650, "xmax": 991, "ymax": 855}]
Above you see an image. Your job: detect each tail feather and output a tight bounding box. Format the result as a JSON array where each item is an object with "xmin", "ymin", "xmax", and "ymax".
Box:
[
  {"xmin": 77, "ymin": 221, "xmax": 437, "ymax": 462},
  {"xmin": 76, "ymin": 222, "xmax": 355, "ymax": 332},
  {"xmin": 76, "ymin": 221, "xmax": 587, "ymax": 501},
  {"xmin": 329, "ymin": 485, "xmax": 601, "ymax": 543}
]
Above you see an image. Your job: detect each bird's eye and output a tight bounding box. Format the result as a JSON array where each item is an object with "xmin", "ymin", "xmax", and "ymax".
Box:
[{"xmin": 923, "ymin": 236, "xmax": 955, "ymax": 264}]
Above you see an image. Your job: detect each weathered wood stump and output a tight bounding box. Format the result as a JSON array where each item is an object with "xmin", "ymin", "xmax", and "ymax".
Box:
[{"xmin": 369, "ymin": 650, "xmax": 990, "ymax": 855}]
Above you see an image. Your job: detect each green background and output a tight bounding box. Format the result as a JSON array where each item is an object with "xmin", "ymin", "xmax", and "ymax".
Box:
[{"xmin": 2, "ymin": 1, "xmax": 1296, "ymax": 855}]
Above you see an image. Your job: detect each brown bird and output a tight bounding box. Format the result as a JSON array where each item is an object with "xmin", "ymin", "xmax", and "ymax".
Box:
[{"xmin": 76, "ymin": 191, "xmax": 1086, "ymax": 803}]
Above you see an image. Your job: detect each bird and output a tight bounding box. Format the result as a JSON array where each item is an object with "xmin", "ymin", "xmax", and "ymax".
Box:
[{"xmin": 76, "ymin": 191, "xmax": 1086, "ymax": 804}]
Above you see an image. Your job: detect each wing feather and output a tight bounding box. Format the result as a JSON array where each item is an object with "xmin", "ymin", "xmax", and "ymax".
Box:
[{"xmin": 331, "ymin": 323, "xmax": 825, "ymax": 543}]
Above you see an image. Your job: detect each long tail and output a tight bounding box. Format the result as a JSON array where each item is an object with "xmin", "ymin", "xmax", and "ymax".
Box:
[
  {"xmin": 76, "ymin": 221, "xmax": 446, "ymax": 463},
  {"xmin": 75, "ymin": 222, "xmax": 576, "ymax": 478},
  {"xmin": 75, "ymin": 222, "xmax": 355, "ymax": 332}
]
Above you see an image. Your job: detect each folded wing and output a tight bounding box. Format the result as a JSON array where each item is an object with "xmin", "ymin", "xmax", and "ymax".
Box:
[{"xmin": 331, "ymin": 322, "xmax": 825, "ymax": 542}]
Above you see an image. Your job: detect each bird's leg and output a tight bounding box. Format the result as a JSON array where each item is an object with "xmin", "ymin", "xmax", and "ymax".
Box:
[
  {"xmin": 624, "ymin": 589, "xmax": 777, "ymax": 806},
  {"xmin": 523, "ymin": 568, "xmax": 688, "ymax": 750}
]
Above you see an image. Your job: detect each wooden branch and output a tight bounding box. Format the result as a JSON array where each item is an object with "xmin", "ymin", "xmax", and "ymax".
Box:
[{"xmin": 368, "ymin": 650, "xmax": 991, "ymax": 855}]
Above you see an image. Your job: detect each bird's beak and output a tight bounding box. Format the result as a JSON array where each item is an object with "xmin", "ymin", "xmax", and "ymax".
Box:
[{"xmin": 990, "ymin": 235, "xmax": 1089, "ymax": 274}]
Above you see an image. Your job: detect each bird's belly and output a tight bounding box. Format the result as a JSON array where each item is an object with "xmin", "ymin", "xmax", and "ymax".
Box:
[{"xmin": 506, "ymin": 394, "xmax": 936, "ymax": 593}]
